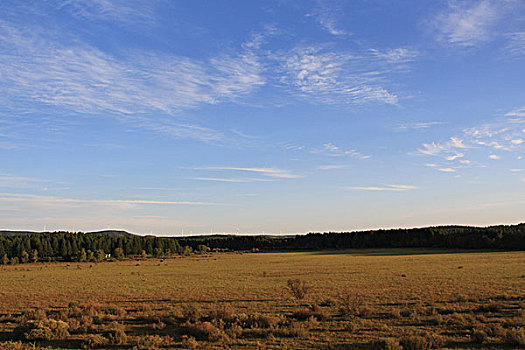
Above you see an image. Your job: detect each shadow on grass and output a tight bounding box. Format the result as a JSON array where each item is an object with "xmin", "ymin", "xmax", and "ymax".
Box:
[{"xmin": 307, "ymin": 248, "xmax": 513, "ymax": 257}]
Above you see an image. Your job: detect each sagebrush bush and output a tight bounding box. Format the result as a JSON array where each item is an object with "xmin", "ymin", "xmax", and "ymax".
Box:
[
  {"xmin": 17, "ymin": 319, "xmax": 70, "ymax": 341},
  {"xmin": 400, "ymin": 332, "xmax": 445, "ymax": 350},
  {"xmin": 185, "ymin": 321, "xmax": 224, "ymax": 341},
  {"xmin": 400, "ymin": 335, "xmax": 432, "ymax": 350},
  {"xmin": 182, "ymin": 303, "xmax": 201, "ymax": 323},
  {"xmin": 133, "ymin": 335, "xmax": 171, "ymax": 349},
  {"xmin": 287, "ymin": 279, "xmax": 309, "ymax": 300},
  {"xmin": 471, "ymin": 329, "xmax": 488, "ymax": 344},
  {"xmin": 84, "ymin": 334, "xmax": 108, "ymax": 349},
  {"xmin": 505, "ymin": 327, "xmax": 525, "ymax": 346},
  {"xmin": 371, "ymin": 338, "xmax": 403, "ymax": 350},
  {"xmin": 107, "ymin": 328, "xmax": 127, "ymax": 345}
]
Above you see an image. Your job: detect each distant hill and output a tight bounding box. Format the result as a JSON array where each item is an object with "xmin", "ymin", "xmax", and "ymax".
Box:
[
  {"xmin": 86, "ymin": 230, "xmax": 136, "ymax": 237},
  {"xmin": 0, "ymin": 230, "xmax": 135, "ymax": 237}
]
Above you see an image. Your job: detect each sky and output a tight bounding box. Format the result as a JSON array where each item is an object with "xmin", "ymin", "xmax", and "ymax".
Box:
[{"xmin": 0, "ymin": 0, "xmax": 524, "ymax": 235}]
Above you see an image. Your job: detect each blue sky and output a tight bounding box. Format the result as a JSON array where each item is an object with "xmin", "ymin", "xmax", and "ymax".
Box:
[{"xmin": 0, "ymin": 0, "xmax": 524, "ymax": 235}]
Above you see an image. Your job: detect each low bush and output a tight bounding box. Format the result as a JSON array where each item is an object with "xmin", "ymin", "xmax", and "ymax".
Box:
[
  {"xmin": 371, "ymin": 338, "xmax": 403, "ymax": 350},
  {"xmin": 84, "ymin": 334, "xmax": 108, "ymax": 349},
  {"xmin": 470, "ymin": 329, "xmax": 488, "ymax": 344},
  {"xmin": 182, "ymin": 304, "xmax": 201, "ymax": 323},
  {"xmin": 185, "ymin": 321, "xmax": 224, "ymax": 341},
  {"xmin": 16, "ymin": 319, "xmax": 70, "ymax": 341},
  {"xmin": 505, "ymin": 327, "xmax": 525, "ymax": 346},
  {"xmin": 287, "ymin": 279, "xmax": 309, "ymax": 300}
]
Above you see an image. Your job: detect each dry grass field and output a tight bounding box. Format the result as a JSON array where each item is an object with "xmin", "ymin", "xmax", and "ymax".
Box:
[{"xmin": 0, "ymin": 249, "xmax": 524, "ymax": 349}]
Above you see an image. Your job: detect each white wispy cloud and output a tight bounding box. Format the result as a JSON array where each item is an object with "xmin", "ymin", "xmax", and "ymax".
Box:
[
  {"xmin": 417, "ymin": 137, "xmax": 468, "ymax": 156},
  {"xmin": 192, "ymin": 167, "xmax": 302, "ymax": 179},
  {"xmin": 56, "ymin": 0, "xmax": 156, "ymax": 26},
  {"xmin": 446, "ymin": 153, "xmax": 464, "ymax": 161},
  {"xmin": 0, "ymin": 20, "xmax": 264, "ymax": 141},
  {"xmin": 0, "ymin": 174, "xmax": 50, "ymax": 189},
  {"xmin": 312, "ymin": 143, "xmax": 371, "ymax": 160},
  {"xmin": 414, "ymin": 108, "xmax": 525, "ymax": 172},
  {"xmin": 307, "ymin": 4, "xmax": 350, "ymax": 36},
  {"xmin": 505, "ymin": 32, "xmax": 525, "ymax": 58},
  {"xmin": 434, "ymin": 0, "xmax": 500, "ymax": 46},
  {"xmin": 396, "ymin": 121, "xmax": 444, "ymax": 131},
  {"xmin": 0, "ymin": 193, "xmax": 219, "ymax": 207},
  {"xmin": 438, "ymin": 168, "xmax": 456, "ymax": 173},
  {"xmin": 278, "ymin": 45, "xmax": 415, "ymax": 105},
  {"xmin": 505, "ymin": 107, "xmax": 525, "ymax": 117},
  {"xmin": 317, "ymin": 165, "xmax": 345, "ymax": 170},
  {"xmin": 347, "ymin": 184, "xmax": 417, "ymax": 192},
  {"xmin": 192, "ymin": 177, "xmax": 275, "ymax": 183}
]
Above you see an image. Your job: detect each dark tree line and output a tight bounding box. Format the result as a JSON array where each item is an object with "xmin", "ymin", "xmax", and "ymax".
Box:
[
  {"xmin": 0, "ymin": 232, "xmax": 201, "ymax": 264},
  {"xmin": 175, "ymin": 223, "xmax": 525, "ymax": 251},
  {"xmin": 1, "ymin": 223, "xmax": 524, "ymax": 264}
]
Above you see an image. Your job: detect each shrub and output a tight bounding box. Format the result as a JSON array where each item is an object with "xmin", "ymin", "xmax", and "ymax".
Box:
[
  {"xmin": 209, "ymin": 304, "xmax": 236, "ymax": 323},
  {"xmin": 400, "ymin": 332, "xmax": 446, "ymax": 350},
  {"xmin": 485, "ymin": 323, "xmax": 506, "ymax": 337},
  {"xmin": 0, "ymin": 341, "xmax": 39, "ymax": 350},
  {"xmin": 21, "ymin": 309, "xmax": 47, "ymax": 322},
  {"xmin": 471, "ymin": 329, "xmax": 487, "ymax": 343},
  {"xmin": 287, "ymin": 279, "xmax": 309, "ymax": 300},
  {"xmin": 371, "ymin": 338, "xmax": 403, "ymax": 350},
  {"xmin": 237, "ymin": 313, "xmax": 279, "ymax": 329},
  {"xmin": 292, "ymin": 305, "xmax": 326, "ymax": 321},
  {"xmin": 400, "ymin": 335, "xmax": 432, "ymax": 350},
  {"xmin": 505, "ymin": 327, "xmax": 525, "ymax": 346},
  {"xmin": 134, "ymin": 335, "xmax": 171, "ymax": 349},
  {"xmin": 182, "ymin": 303, "xmax": 201, "ymax": 323},
  {"xmin": 107, "ymin": 328, "xmax": 127, "ymax": 345},
  {"xmin": 185, "ymin": 321, "xmax": 224, "ymax": 341},
  {"xmin": 181, "ymin": 336, "xmax": 198, "ymax": 349},
  {"xmin": 17, "ymin": 319, "xmax": 70, "ymax": 341},
  {"xmin": 337, "ymin": 294, "xmax": 369, "ymax": 317},
  {"xmin": 84, "ymin": 334, "xmax": 108, "ymax": 348}
]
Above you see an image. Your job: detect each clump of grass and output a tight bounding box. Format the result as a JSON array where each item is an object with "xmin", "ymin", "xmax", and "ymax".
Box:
[
  {"xmin": 181, "ymin": 335, "xmax": 198, "ymax": 349},
  {"xmin": 182, "ymin": 303, "xmax": 201, "ymax": 323},
  {"xmin": 371, "ymin": 338, "xmax": 403, "ymax": 350},
  {"xmin": 477, "ymin": 301, "xmax": 505, "ymax": 313},
  {"xmin": 21, "ymin": 309, "xmax": 47, "ymax": 322},
  {"xmin": 107, "ymin": 328, "xmax": 127, "ymax": 345},
  {"xmin": 209, "ymin": 304, "xmax": 236, "ymax": 324},
  {"xmin": 133, "ymin": 335, "xmax": 173, "ymax": 349},
  {"xmin": 185, "ymin": 321, "xmax": 225, "ymax": 341},
  {"xmin": 84, "ymin": 334, "xmax": 108, "ymax": 349},
  {"xmin": 287, "ymin": 279, "xmax": 309, "ymax": 300},
  {"xmin": 505, "ymin": 327, "xmax": 525, "ymax": 346},
  {"xmin": 470, "ymin": 329, "xmax": 488, "ymax": 344},
  {"xmin": 337, "ymin": 293, "xmax": 372, "ymax": 317},
  {"xmin": 16, "ymin": 319, "xmax": 70, "ymax": 341},
  {"xmin": 400, "ymin": 332, "xmax": 446, "ymax": 350},
  {"xmin": 485, "ymin": 323, "xmax": 506, "ymax": 337},
  {"xmin": 236, "ymin": 313, "xmax": 279, "ymax": 329},
  {"xmin": 0, "ymin": 341, "xmax": 40, "ymax": 350}
]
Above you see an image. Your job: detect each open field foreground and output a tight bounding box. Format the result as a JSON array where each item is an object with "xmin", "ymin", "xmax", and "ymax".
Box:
[{"xmin": 0, "ymin": 250, "xmax": 524, "ymax": 349}]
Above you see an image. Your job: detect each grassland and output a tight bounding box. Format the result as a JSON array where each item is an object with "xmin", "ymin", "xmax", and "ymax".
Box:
[{"xmin": 0, "ymin": 249, "xmax": 524, "ymax": 349}]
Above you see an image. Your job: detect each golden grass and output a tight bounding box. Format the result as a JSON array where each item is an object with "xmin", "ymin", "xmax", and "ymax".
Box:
[{"xmin": 0, "ymin": 249, "xmax": 524, "ymax": 349}]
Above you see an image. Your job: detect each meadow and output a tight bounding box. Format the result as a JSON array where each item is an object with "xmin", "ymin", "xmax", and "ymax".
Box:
[{"xmin": 0, "ymin": 249, "xmax": 524, "ymax": 349}]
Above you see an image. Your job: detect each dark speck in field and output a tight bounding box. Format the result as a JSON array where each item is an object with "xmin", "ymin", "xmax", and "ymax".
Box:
[
  {"xmin": 458, "ymin": 266, "xmax": 464, "ymax": 269},
  {"xmin": 401, "ymin": 274, "xmax": 407, "ymax": 277}
]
